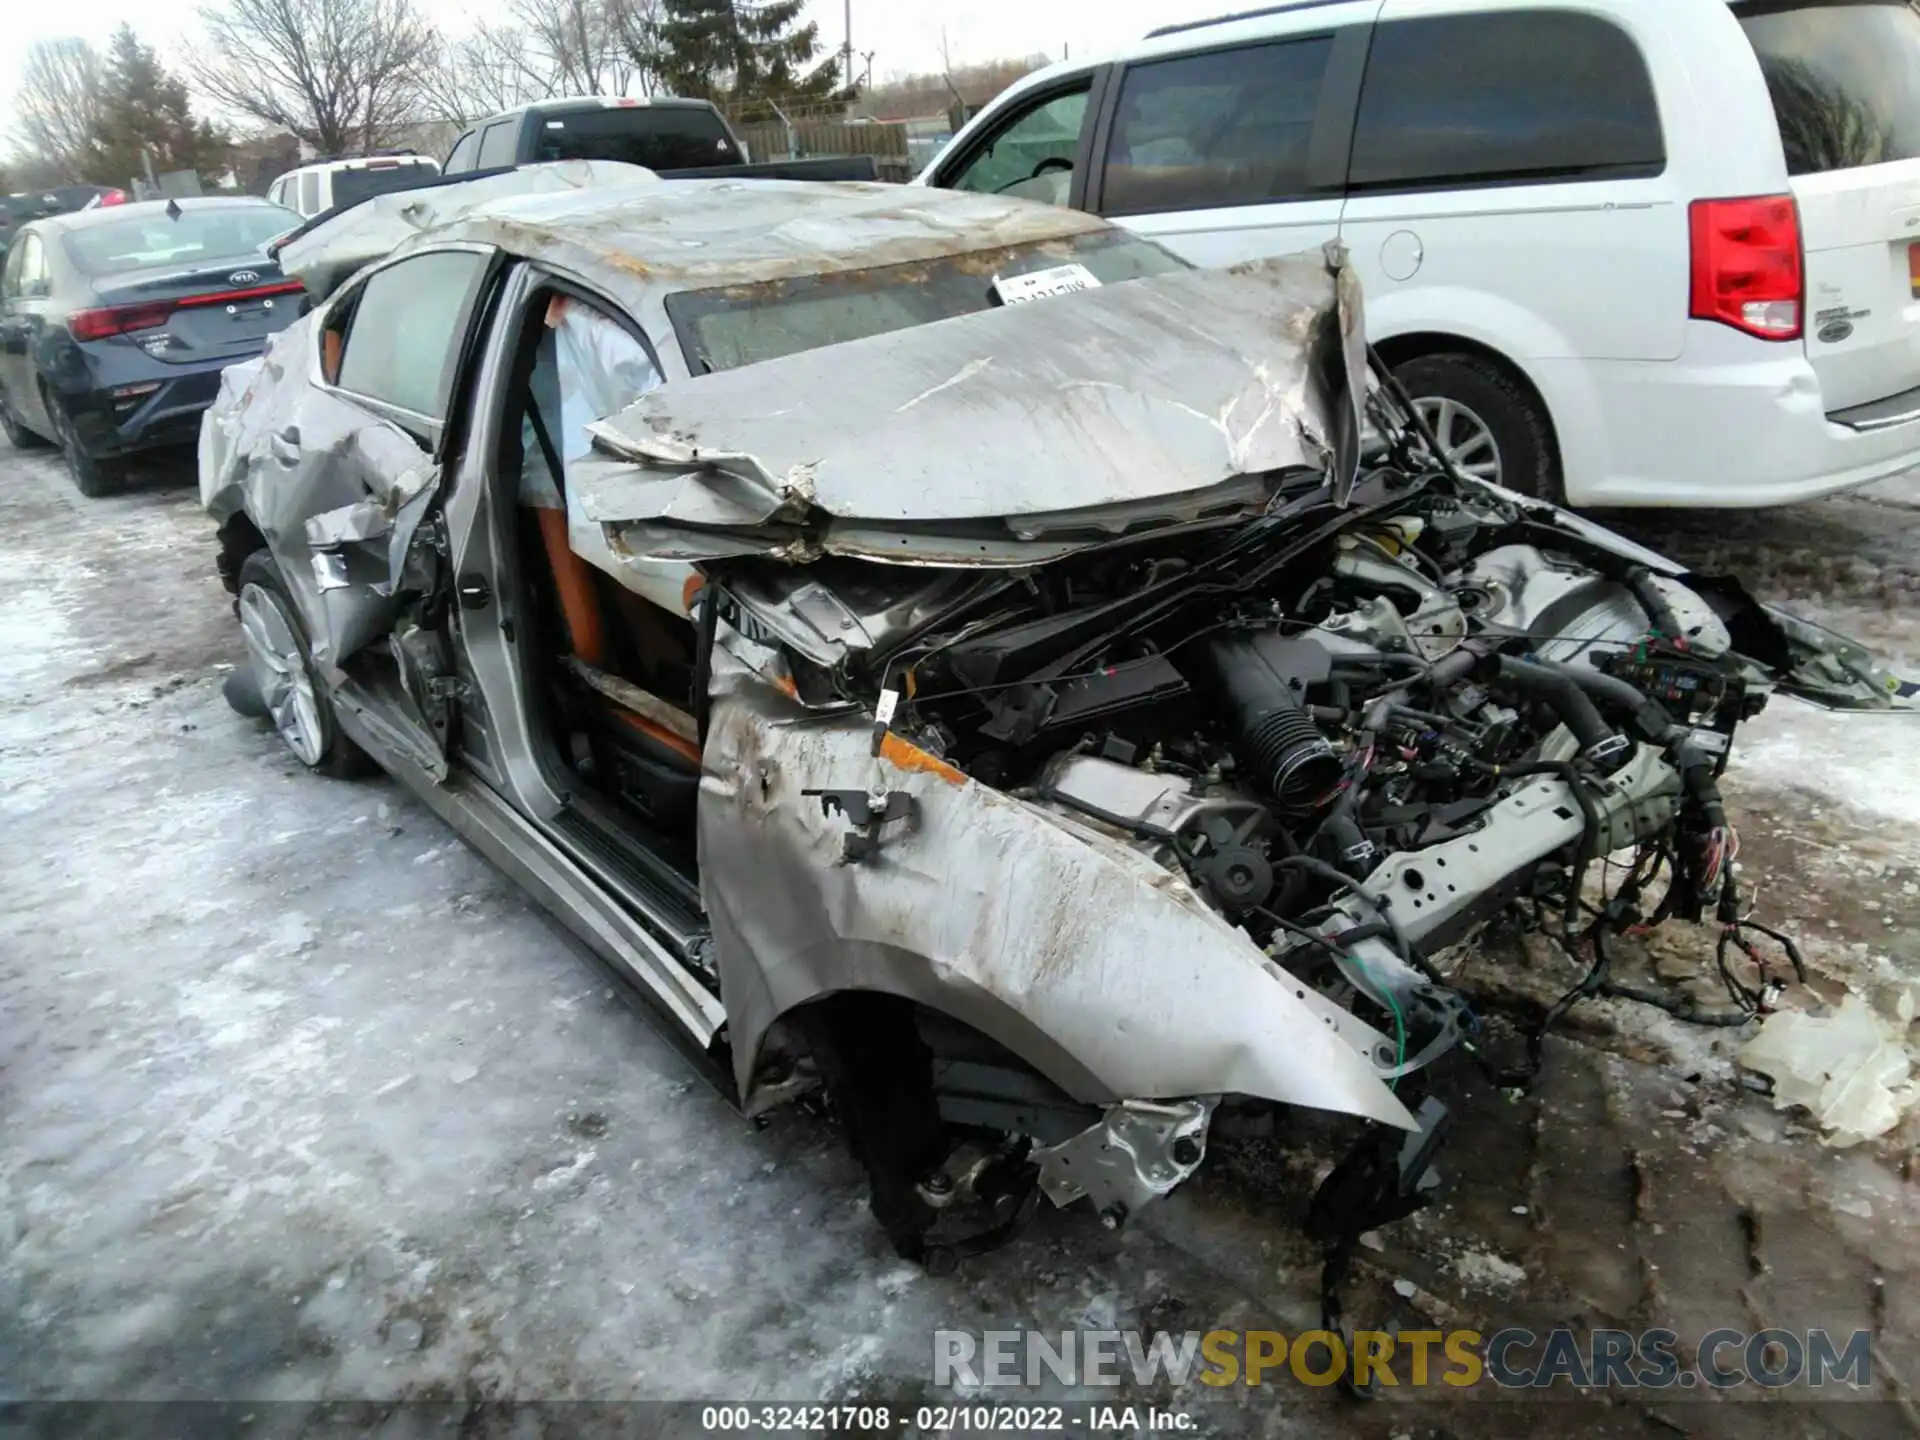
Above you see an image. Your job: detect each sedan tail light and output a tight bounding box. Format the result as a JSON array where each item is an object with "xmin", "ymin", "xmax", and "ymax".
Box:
[
  {"xmin": 1689, "ymin": 194, "xmax": 1803, "ymax": 341},
  {"xmin": 69, "ymin": 304, "xmax": 173, "ymax": 341},
  {"xmin": 69, "ymin": 281, "xmax": 306, "ymax": 342}
]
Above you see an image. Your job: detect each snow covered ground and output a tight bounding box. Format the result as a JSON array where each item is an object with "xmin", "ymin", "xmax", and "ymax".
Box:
[{"xmin": 3, "ymin": 449, "xmax": 1917, "ymax": 1434}]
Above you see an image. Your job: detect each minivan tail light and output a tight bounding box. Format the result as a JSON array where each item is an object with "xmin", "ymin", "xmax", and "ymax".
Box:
[{"xmin": 1689, "ymin": 195, "xmax": 1802, "ymax": 341}]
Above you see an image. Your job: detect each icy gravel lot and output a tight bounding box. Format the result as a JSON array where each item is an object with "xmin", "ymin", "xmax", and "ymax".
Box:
[{"xmin": 3, "ymin": 447, "xmax": 1919, "ymax": 1436}]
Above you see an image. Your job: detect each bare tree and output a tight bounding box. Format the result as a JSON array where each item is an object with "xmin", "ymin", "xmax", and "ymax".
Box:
[
  {"xmin": 417, "ymin": 19, "xmax": 561, "ymax": 126},
  {"xmin": 418, "ymin": 0, "xmax": 655, "ymax": 127},
  {"xmin": 13, "ymin": 38, "xmax": 106, "ymax": 178},
  {"xmin": 191, "ymin": 0, "xmax": 437, "ymax": 156},
  {"xmin": 611, "ymin": 0, "xmax": 666, "ymax": 94},
  {"xmin": 519, "ymin": 0, "xmax": 635, "ymax": 96}
]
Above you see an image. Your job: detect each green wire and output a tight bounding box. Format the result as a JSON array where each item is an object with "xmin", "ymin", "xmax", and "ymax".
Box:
[
  {"xmin": 1263, "ymin": 907, "xmax": 1409, "ymax": 1090},
  {"xmin": 1345, "ymin": 950, "xmax": 1409, "ymax": 1091}
]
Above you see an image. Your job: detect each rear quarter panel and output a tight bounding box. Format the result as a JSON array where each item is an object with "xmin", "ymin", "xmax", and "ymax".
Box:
[{"xmin": 1344, "ymin": 0, "xmax": 1786, "ymax": 368}]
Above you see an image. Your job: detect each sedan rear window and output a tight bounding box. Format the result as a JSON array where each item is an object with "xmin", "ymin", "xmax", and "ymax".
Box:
[
  {"xmin": 1737, "ymin": 0, "xmax": 1920, "ymax": 175},
  {"xmin": 532, "ymin": 106, "xmax": 743, "ymax": 171},
  {"xmin": 62, "ymin": 207, "xmax": 300, "ymax": 277},
  {"xmin": 667, "ymin": 230, "xmax": 1186, "ymax": 372},
  {"xmin": 330, "ymin": 160, "xmax": 440, "ymax": 209}
]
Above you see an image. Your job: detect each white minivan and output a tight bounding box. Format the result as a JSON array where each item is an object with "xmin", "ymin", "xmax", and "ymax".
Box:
[{"xmin": 917, "ymin": 0, "xmax": 1920, "ymax": 508}]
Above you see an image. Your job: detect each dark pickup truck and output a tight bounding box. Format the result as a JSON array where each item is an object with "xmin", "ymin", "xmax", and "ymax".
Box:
[{"xmin": 441, "ymin": 96, "xmax": 879, "ymax": 183}]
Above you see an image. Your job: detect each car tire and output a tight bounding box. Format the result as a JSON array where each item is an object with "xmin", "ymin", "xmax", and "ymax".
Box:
[
  {"xmin": 1392, "ymin": 353, "xmax": 1560, "ymax": 503},
  {"xmin": 44, "ymin": 390, "xmax": 123, "ymax": 498},
  {"xmin": 0, "ymin": 386, "xmax": 50, "ymax": 449},
  {"xmin": 235, "ymin": 550, "xmax": 375, "ymax": 780}
]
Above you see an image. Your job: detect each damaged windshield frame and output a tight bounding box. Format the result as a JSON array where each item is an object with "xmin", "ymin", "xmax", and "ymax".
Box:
[{"xmin": 662, "ymin": 228, "xmax": 1189, "ymax": 373}]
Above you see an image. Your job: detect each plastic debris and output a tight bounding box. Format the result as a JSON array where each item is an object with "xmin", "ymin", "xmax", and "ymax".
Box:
[{"xmin": 1739, "ymin": 995, "xmax": 1919, "ymax": 1147}]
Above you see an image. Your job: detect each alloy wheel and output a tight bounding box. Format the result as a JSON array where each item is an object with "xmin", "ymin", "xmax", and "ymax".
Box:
[
  {"xmin": 237, "ymin": 582, "xmax": 326, "ymax": 767},
  {"xmin": 1412, "ymin": 395, "xmax": 1502, "ymax": 482}
]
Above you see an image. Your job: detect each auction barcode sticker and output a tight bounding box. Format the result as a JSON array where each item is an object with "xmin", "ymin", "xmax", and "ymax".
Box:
[{"xmin": 991, "ymin": 263, "xmax": 1101, "ymax": 306}]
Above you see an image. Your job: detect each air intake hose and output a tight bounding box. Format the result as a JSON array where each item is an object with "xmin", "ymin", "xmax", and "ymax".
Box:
[
  {"xmin": 1203, "ymin": 635, "xmax": 1343, "ymax": 813},
  {"xmin": 1485, "ymin": 655, "xmax": 1628, "ymax": 768}
]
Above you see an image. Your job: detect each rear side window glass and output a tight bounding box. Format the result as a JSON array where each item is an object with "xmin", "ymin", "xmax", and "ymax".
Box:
[
  {"xmin": 9, "ymin": 234, "xmax": 47, "ymax": 295},
  {"xmin": 477, "ymin": 121, "xmax": 520, "ymax": 169},
  {"xmin": 1102, "ymin": 38, "xmax": 1335, "ymax": 215},
  {"xmin": 1739, "ymin": 1, "xmax": 1920, "ymax": 175},
  {"xmin": 445, "ymin": 131, "xmax": 480, "ymax": 173},
  {"xmin": 298, "ymin": 171, "xmax": 321, "ymax": 214},
  {"xmin": 1349, "ymin": 11, "xmax": 1665, "ymax": 189},
  {"xmin": 336, "ymin": 250, "xmax": 489, "ymax": 421},
  {"xmin": 531, "ymin": 106, "xmax": 743, "ymax": 170}
]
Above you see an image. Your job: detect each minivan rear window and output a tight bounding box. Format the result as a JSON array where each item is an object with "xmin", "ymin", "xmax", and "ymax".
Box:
[
  {"xmin": 532, "ymin": 106, "xmax": 743, "ymax": 172},
  {"xmin": 1348, "ymin": 10, "xmax": 1665, "ymax": 190},
  {"xmin": 1738, "ymin": 0, "xmax": 1920, "ymax": 175}
]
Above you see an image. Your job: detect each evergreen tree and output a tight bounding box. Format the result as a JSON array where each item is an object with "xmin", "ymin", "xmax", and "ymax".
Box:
[
  {"xmin": 88, "ymin": 27, "xmax": 231, "ymax": 188},
  {"xmin": 653, "ymin": 0, "xmax": 843, "ymax": 116}
]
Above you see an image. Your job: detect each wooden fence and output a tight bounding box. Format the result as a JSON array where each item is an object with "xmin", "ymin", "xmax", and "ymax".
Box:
[{"xmin": 730, "ymin": 113, "xmax": 915, "ymax": 181}]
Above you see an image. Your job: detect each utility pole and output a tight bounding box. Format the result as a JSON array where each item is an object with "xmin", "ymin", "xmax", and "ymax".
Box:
[{"xmin": 843, "ymin": 0, "xmax": 854, "ymax": 94}]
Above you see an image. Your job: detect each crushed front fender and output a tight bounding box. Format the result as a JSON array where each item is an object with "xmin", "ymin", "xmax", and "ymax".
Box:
[{"xmin": 699, "ymin": 649, "xmax": 1416, "ymax": 1131}]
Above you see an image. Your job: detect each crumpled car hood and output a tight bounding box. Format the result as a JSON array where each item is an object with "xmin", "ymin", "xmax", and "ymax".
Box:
[{"xmin": 578, "ymin": 254, "xmax": 1358, "ymax": 556}]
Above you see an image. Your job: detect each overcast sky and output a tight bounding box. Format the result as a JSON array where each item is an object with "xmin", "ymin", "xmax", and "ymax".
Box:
[{"xmin": 0, "ymin": 0, "xmax": 1232, "ymax": 154}]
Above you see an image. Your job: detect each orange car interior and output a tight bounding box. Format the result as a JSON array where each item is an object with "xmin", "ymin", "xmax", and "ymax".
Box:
[{"xmin": 504, "ymin": 293, "xmax": 702, "ymax": 830}]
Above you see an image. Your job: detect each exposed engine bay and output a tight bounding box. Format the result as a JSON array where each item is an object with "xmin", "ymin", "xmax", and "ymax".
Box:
[
  {"xmin": 692, "ymin": 375, "xmax": 1905, "ymax": 1300},
  {"xmin": 713, "ymin": 424, "xmax": 1823, "ymax": 1076}
]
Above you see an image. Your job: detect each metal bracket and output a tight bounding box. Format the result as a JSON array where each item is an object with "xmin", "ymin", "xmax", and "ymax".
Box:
[
  {"xmin": 1032, "ymin": 1097, "xmax": 1215, "ymax": 1229},
  {"xmin": 802, "ymin": 787, "xmax": 918, "ymax": 863}
]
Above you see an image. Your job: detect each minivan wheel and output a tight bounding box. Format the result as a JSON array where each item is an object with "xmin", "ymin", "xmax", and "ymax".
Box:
[
  {"xmin": 235, "ymin": 550, "xmax": 373, "ymax": 779},
  {"xmin": 1393, "ymin": 353, "xmax": 1560, "ymax": 502}
]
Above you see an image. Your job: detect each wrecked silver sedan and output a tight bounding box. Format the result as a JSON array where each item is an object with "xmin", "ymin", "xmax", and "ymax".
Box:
[{"xmin": 200, "ymin": 175, "xmax": 1914, "ymax": 1285}]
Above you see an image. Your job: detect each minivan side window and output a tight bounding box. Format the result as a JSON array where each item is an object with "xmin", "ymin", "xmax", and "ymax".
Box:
[
  {"xmin": 946, "ymin": 86, "xmax": 1091, "ymax": 202},
  {"xmin": 1100, "ymin": 38, "xmax": 1336, "ymax": 216},
  {"xmin": 477, "ymin": 121, "xmax": 520, "ymax": 170},
  {"xmin": 1348, "ymin": 10, "xmax": 1665, "ymax": 191},
  {"xmin": 334, "ymin": 250, "xmax": 491, "ymax": 423},
  {"xmin": 298, "ymin": 170, "xmax": 321, "ymax": 215}
]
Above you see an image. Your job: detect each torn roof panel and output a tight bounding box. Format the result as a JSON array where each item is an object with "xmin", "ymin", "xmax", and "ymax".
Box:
[
  {"xmin": 379, "ymin": 177, "xmax": 1117, "ymax": 296},
  {"xmin": 277, "ymin": 161, "xmax": 660, "ymax": 301},
  {"xmin": 579, "ymin": 255, "xmax": 1339, "ymax": 528}
]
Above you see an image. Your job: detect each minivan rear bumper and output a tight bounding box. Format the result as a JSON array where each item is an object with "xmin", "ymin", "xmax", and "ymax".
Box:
[{"xmin": 1538, "ymin": 331, "xmax": 1920, "ymax": 508}]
